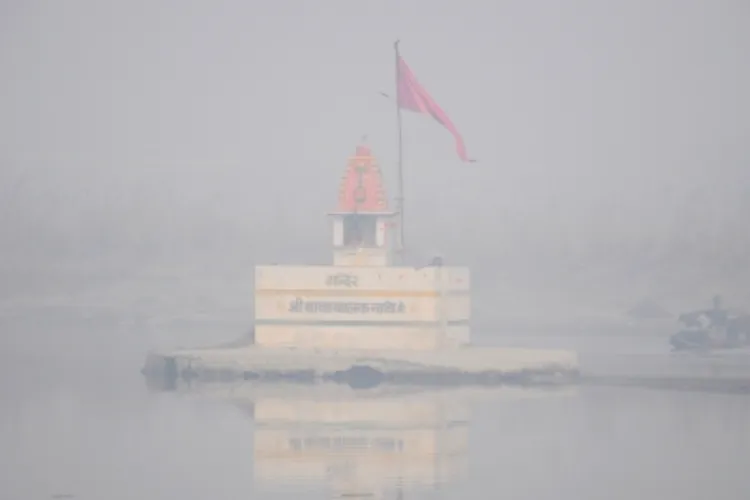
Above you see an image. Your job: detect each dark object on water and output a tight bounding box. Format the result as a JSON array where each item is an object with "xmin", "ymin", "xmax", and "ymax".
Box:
[{"xmin": 670, "ymin": 295, "xmax": 750, "ymax": 351}]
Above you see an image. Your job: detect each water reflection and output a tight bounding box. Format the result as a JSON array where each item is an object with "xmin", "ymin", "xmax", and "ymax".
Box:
[
  {"xmin": 182, "ymin": 383, "xmax": 574, "ymax": 499},
  {"xmin": 254, "ymin": 388, "xmax": 467, "ymax": 498},
  {"xmin": 3, "ymin": 363, "xmax": 750, "ymax": 500},
  {"xmin": 199, "ymin": 384, "xmax": 469, "ymax": 497},
  {"xmin": 4, "ymin": 304, "xmax": 750, "ymax": 500}
]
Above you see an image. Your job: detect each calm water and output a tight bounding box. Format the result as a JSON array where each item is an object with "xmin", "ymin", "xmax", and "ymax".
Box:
[{"xmin": 2, "ymin": 310, "xmax": 750, "ymax": 500}]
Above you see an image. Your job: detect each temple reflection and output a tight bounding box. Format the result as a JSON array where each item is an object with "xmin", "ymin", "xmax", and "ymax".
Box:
[
  {"xmin": 250, "ymin": 385, "xmax": 470, "ymax": 499},
  {"xmin": 179, "ymin": 383, "xmax": 575, "ymax": 499}
]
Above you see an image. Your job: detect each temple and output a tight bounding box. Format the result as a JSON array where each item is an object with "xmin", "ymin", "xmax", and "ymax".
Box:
[
  {"xmin": 142, "ymin": 143, "xmax": 579, "ymax": 390},
  {"xmin": 330, "ymin": 143, "xmax": 399, "ymax": 267},
  {"xmin": 253, "ymin": 143, "xmax": 471, "ymax": 350}
]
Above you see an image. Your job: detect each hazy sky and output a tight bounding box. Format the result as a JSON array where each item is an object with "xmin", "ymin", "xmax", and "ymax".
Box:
[{"xmin": 2, "ymin": 0, "xmax": 748, "ymax": 279}]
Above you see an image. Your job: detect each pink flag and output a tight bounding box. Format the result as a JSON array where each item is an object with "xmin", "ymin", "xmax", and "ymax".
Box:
[{"xmin": 397, "ymin": 56, "xmax": 474, "ymax": 162}]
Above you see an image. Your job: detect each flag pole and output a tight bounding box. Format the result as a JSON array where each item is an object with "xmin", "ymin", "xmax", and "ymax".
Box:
[{"xmin": 394, "ymin": 39, "xmax": 405, "ymax": 257}]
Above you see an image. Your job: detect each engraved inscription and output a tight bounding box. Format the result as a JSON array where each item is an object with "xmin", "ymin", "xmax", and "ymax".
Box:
[
  {"xmin": 288, "ymin": 298, "xmax": 406, "ymax": 314},
  {"xmin": 325, "ymin": 273, "xmax": 359, "ymax": 287}
]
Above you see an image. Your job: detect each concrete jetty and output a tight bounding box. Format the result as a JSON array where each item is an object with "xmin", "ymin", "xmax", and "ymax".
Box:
[
  {"xmin": 142, "ymin": 343, "xmax": 750, "ymax": 394},
  {"xmin": 142, "ymin": 343, "xmax": 580, "ymax": 391}
]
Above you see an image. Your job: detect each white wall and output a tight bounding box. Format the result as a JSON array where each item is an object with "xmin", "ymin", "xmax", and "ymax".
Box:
[{"xmin": 254, "ymin": 265, "xmax": 471, "ymax": 350}]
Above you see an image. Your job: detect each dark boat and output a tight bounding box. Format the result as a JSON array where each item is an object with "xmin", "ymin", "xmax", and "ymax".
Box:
[{"xmin": 670, "ymin": 296, "xmax": 750, "ymax": 352}]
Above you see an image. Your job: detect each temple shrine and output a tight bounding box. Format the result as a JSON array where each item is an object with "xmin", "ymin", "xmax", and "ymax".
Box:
[{"xmin": 253, "ymin": 143, "xmax": 471, "ymax": 350}]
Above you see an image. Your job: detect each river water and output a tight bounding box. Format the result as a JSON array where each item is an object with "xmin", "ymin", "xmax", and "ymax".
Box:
[{"xmin": 1, "ymin": 308, "xmax": 749, "ymax": 500}]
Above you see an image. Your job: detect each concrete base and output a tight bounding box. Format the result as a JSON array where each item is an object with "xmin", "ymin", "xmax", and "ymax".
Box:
[
  {"xmin": 142, "ymin": 339, "xmax": 750, "ymax": 394},
  {"xmin": 142, "ymin": 344, "xmax": 580, "ymax": 390}
]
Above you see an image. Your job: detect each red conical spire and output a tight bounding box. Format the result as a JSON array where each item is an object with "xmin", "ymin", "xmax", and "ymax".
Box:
[{"xmin": 336, "ymin": 143, "xmax": 389, "ymax": 213}]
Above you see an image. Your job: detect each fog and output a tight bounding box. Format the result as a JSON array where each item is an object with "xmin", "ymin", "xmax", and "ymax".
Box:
[
  {"xmin": 2, "ymin": 0, "xmax": 749, "ymax": 316},
  {"xmin": 3, "ymin": 3, "xmax": 750, "ymax": 499}
]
